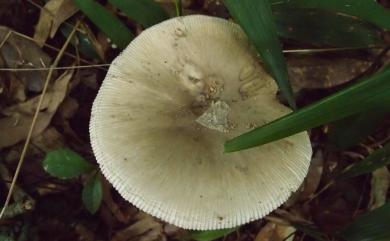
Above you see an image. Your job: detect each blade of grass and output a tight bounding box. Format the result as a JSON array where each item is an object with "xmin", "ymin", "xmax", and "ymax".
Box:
[
  {"xmin": 273, "ymin": 8, "xmax": 384, "ymax": 47},
  {"xmin": 339, "ymin": 203, "xmax": 390, "ymax": 241},
  {"xmin": 225, "ymin": 66, "xmax": 390, "ymax": 152},
  {"xmin": 329, "ymin": 108, "xmax": 388, "ymax": 149},
  {"xmin": 224, "ymin": 0, "xmax": 296, "ymax": 109},
  {"xmin": 174, "ymin": 0, "xmax": 182, "ymax": 16},
  {"xmin": 270, "ymin": 0, "xmax": 390, "ymax": 30},
  {"xmin": 338, "ymin": 142, "xmax": 390, "ymax": 180},
  {"xmin": 108, "ymin": 0, "xmax": 169, "ymax": 28},
  {"xmin": 73, "ymin": 0, "xmax": 133, "ymax": 49}
]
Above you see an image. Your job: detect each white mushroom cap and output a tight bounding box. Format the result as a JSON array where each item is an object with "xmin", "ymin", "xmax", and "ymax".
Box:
[{"xmin": 90, "ymin": 15, "xmax": 312, "ymax": 230}]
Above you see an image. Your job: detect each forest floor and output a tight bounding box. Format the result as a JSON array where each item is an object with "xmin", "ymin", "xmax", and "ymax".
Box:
[{"xmin": 0, "ymin": 1, "xmax": 389, "ymax": 241}]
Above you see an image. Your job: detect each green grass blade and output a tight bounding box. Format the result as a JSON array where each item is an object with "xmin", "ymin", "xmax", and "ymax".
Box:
[
  {"xmin": 175, "ymin": 0, "xmax": 183, "ymax": 16},
  {"xmin": 73, "ymin": 0, "xmax": 134, "ymax": 49},
  {"xmin": 339, "ymin": 203, "xmax": 390, "ymax": 241},
  {"xmin": 270, "ymin": 0, "xmax": 390, "ymax": 30},
  {"xmin": 338, "ymin": 142, "xmax": 390, "ymax": 180},
  {"xmin": 225, "ymin": 66, "xmax": 390, "ymax": 152},
  {"xmin": 224, "ymin": 0, "xmax": 296, "ymax": 109},
  {"xmin": 273, "ymin": 8, "xmax": 384, "ymax": 47},
  {"xmin": 189, "ymin": 228, "xmax": 236, "ymax": 241},
  {"xmin": 329, "ymin": 108, "xmax": 388, "ymax": 149},
  {"xmin": 108, "ymin": 0, "xmax": 169, "ymax": 28}
]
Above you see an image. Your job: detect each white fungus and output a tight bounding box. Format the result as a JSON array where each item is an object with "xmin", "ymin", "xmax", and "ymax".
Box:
[{"xmin": 90, "ymin": 15, "xmax": 312, "ymax": 230}]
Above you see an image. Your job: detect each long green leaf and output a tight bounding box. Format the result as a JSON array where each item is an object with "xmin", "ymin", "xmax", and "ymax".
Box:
[
  {"xmin": 273, "ymin": 8, "xmax": 384, "ymax": 47},
  {"xmin": 189, "ymin": 228, "xmax": 236, "ymax": 241},
  {"xmin": 338, "ymin": 142, "xmax": 390, "ymax": 180},
  {"xmin": 270, "ymin": 0, "xmax": 390, "ymax": 30},
  {"xmin": 73, "ymin": 0, "xmax": 133, "ymax": 49},
  {"xmin": 339, "ymin": 203, "xmax": 390, "ymax": 241},
  {"xmin": 329, "ymin": 108, "xmax": 388, "ymax": 149},
  {"xmin": 225, "ymin": 66, "xmax": 390, "ymax": 152},
  {"xmin": 108, "ymin": 0, "xmax": 169, "ymax": 28},
  {"xmin": 224, "ymin": 0, "xmax": 296, "ymax": 109}
]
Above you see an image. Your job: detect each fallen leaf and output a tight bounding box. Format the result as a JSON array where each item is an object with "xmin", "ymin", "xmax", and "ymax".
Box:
[
  {"xmin": 0, "ymin": 70, "xmax": 73, "ymax": 149},
  {"xmin": 299, "ymin": 150, "xmax": 324, "ymax": 201},
  {"xmin": 255, "ymin": 222, "xmax": 296, "ymax": 241},
  {"xmin": 58, "ymin": 97, "xmax": 79, "ymax": 119},
  {"xmin": 287, "ymin": 56, "xmax": 371, "ymax": 90},
  {"xmin": 368, "ymin": 167, "xmax": 390, "ymax": 210},
  {"xmin": 34, "ymin": 0, "xmax": 78, "ymax": 46},
  {"xmin": 111, "ymin": 212, "xmax": 165, "ymax": 241},
  {"xmin": 32, "ymin": 127, "xmax": 65, "ymax": 152},
  {"xmin": 0, "ymin": 26, "xmax": 53, "ymax": 93}
]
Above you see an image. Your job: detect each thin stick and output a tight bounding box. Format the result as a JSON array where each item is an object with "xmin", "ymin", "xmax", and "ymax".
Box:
[
  {"xmin": 10, "ymin": 30, "xmax": 105, "ymax": 70},
  {"xmin": 0, "ymin": 30, "xmax": 12, "ymax": 50},
  {"xmin": 283, "ymin": 46, "xmax": 382, "ymax": 54},
  {"xmin": 0, "ymin": 64, "xmax": 110, "ymax": 72},
  {"xmin": 0, "ymin": 21, "xmax": 81, "ymax": 220}
]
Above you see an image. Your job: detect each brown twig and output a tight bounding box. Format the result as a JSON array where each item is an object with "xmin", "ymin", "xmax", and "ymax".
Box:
[{"xmin": 0, "ymin": 21, "xmax": 81, "ymax": 220}]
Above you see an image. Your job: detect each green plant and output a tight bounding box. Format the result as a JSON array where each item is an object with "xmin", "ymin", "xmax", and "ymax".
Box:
[{"xmin": 42, "ymin": 148, "xmax": 103, "ymax": 214}]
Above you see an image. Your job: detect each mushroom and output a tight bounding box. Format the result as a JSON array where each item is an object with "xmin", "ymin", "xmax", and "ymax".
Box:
[{"xmin": 90, "ymin": 15, "xmax": 312, "ymax": 230}]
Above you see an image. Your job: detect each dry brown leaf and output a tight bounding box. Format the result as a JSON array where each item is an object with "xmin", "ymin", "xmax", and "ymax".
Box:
[
  {"xmin": 255, "ymin": 222, "xmax": 295, "ymax": 241},
  {"xmin": 58, "ymin": 97, "xmax": 79, "ymax": 119},
  {"xmin": 33, "ymin": 0, "xmax": 78, "ymax": 46},
  {"xmin": 287, "ymin": 56, "xmax": 371, "ymax": 90},
  {"xmin": 0, "ymin": 26, "xmax": 53, "ymax": 92},
  {"xmin": 299, "ymin": 150, "xmax": 324, "ymax": 201},
  {"xmin": 111, "ymin": 212, "xmax": 165, "ymax": 241},
  {"xmin": 369, "ymin": 167, "xmax": 390, "ymax": 210},
  {"xmin": 101, "ymin": 176, "xmax": 130, "ymax": 223},
  {"xmin": 0, "ymin": 70, "xmax": 73, "ymax": 149},
  {"xmin": 32, "ymin": 127, "xmax": 65, "ymax": 152}
]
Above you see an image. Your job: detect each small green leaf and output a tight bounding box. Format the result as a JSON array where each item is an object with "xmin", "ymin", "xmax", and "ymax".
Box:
[
  {"xmin": 73, "ymin": 0, "xmax": 134, "ymax": 49},
  {"xmin": 189, "ymin": 228, "xmax": 236, "ymax": 241},
  {"xmin": 339, "ymin": 203, "xmax": 390, "ymax": 241},
  {"xmin": 108, "ymin": 0, "xmax": 169, "ymax": 28},
  {"xmin": 224, "ymin": 0, "xmax": 296, "ymax": 109},
  {"xmin": 225, "ymin": 66, "xmax": 390, "ymax": 152},
  {"xmin": 338, "ymin": 142, "xmax": 390, "ymax": 180},
  {"xmin": 43, "ymin": 148, "xmax": 94, "ymax": 179},
  {"xmin": 273, "ymin": 8, "xmax": 384, "ymax": 47},
  {"xmin": 270, "ymin": 0, "xmax": 390, "ymax": 30},
  {"xmin": 82, "ymin": 174, "xmax": 103, "ymax": 214}
]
